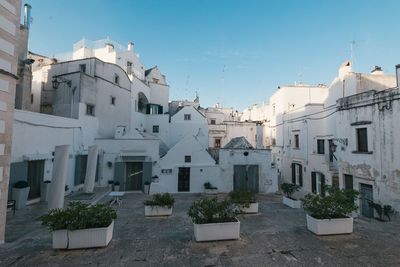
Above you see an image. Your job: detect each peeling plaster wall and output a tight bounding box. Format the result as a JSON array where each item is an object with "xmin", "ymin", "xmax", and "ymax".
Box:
[{"xmin": 337, "ymin": 88, "xmax": 400, "ymax": 210}]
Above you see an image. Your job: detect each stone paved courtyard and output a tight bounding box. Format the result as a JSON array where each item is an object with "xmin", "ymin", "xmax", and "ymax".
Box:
[{"xmin": 1, "ymin": 192, "xmax": 400, "ymax": 267}]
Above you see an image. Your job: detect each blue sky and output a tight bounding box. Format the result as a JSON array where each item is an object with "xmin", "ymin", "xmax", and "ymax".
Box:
[{"xmin": 24, "ymin": 0, "xmax": 400, "ymax": 110}]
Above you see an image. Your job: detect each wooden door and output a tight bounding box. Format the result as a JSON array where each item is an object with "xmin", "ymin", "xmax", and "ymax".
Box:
[{"xmin": 178, "ymin": 167, "xmax": 190, "ymax": 192}]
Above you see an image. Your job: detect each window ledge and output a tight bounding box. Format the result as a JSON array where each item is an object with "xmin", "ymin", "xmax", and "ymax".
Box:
[
  {"xmin": 292, "ymin": 148, "xmax": 300, "ymax": 150},
  {"xmin": 352, "ymin": 151, "xmax": 373, "ymax": 154}
]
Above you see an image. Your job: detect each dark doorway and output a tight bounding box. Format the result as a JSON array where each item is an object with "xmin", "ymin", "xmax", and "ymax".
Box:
[
  {"xmin": 74, "ymin": 155, "xmax": 88, "ymax": 185},
  {"xmin": 360, "ymin": 183, "xmax": 374, "ymax": 218},
  {"xmin": 233, "ymin": 165, "xmax": 259, "ymax": 192},
  {"xmin": 178, "ymin": 167, "xmax": 190, "ymax": 192},
  {"xmin": 27, "ymin": 160, "xmax": 44, "ymax": 200},
  {"xmin": 126, "ymin": 162, "xmax": 143, "ymax": 191}
]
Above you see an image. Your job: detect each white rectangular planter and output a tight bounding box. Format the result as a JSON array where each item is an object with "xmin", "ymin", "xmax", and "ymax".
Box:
[
  {"xmin": 204, "ymin": 189, "xmax": 218, "ymax": 194},
  {"xmin": 239, "ymin": 202, "xmax": 259, "ymax": 214},
  {"xmin": 145, "ymin": 205, "xmax": 173, "ymax": 217},
  {"xmin": 306, "ymin": 214, "xmax": 353, "ymax": 235},
  {"xmin": 283, "ymin": 196, "xmax": 302, "ymax": 209},
  {"xmin": 52, "ymin": 221, "xmax": 114, "ymax": 249},
  {"xmin": 194, "ymin": 219, "xmax": 240, "ymax": 242}
]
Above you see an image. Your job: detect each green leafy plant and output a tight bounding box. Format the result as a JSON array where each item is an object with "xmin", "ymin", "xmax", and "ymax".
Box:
[
  {"xmin": 369, "ymin": 202, "xmax": 395, "ymax": 221},
  {"xmin": 187, "ymin": 197, "xmax": 238, "ymax": 224},
  {"xmin": 144, "ymin": 193, "xmax": 175, "ymax": 208},
  {"xmin": 301, "ymin": 186, "xmax": 359, "ymax": 219},
  {"xmin": 204, "ymin": 182, "xmax": 217, "ymax": 190},
  {"xmin": 228, "ymin": 191, "xmax": 256, "ymax": 208},
  {"xmin": 14, "ymin": 181, "xmax": 29, "ymax": 188},
  {"xmin": 40, "ymin": 202, "xmax": 117, "ymax": 231},
  {"xmin": 281, "ymin": 183, "xmax": 300, "ymax": 199}
]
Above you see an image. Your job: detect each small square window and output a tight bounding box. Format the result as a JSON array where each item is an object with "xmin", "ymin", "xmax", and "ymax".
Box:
[
  {"xmin": 317, "ymin": 139, "xmax": 325, "ymax": 154},
  {"xmin": 114, "ymin": 74, "xmax": 119, "ymax": 85},
  {"xmin": 184, "ymin": 114, "xmax": 191, "ymax": 120},
  {"xmin": 356, "ymin": 128, "xmax": 368, "ymax": 152},
  {"xmin": 153, "ymin": 125, "xmax": 159, "ymax": 133},
  {"xmin": 214, "ymin": 138, "xmax": 221, "ymax": 148},
  {"xmin": 86, "ymin": 104, "xmax": 95, "ymax": 116},
  {"xmin": 294, "ymin": 134, "xmax": 299, "ymax": 148},
  {"xmin": 111, "ymin": 96, "xmax": 116, "ymax": 105},
  {"xmin": 79, "ymin": 64, "xmax": 86, "ymax": 73},
  {"xmin": 185, "ymin": 155, "xmax": 191, "ymax": 163},
  {"xmin": 210, "ymin": 119, "xmax": 216, "ymax": 125}
]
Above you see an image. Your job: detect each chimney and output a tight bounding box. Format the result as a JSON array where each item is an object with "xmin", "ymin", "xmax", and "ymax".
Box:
[
  {"xmin": 127, "ymin": 42, "xmax": 134, "ymax": 51},
  {"xmin": 371, "ymin": 66, "xmax": 384, "ymax": 75},
  {"xmin": 105, "ymin": 43, "xmax": 114, "ymax": 52},
  {"xmin": 396, "ymin": 64, "xmax": 400, "ymax": 88},
  {"xmin": 24, "ymin": 4, "xmax": 32, "ymax": 30},
  {"xmin": 338, "ymin": 60, "xmax": 352, "ymax": 79}
]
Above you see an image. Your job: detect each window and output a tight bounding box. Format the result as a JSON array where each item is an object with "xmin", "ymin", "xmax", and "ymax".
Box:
[
  {"xmin": 114, "ymin": 74, "xmax": 119, "ymax": 85},
  {"xmin": 344, "ymin": 174, "xmax": 353, "ymax": 190},
  {"xmin": 86, "ymin": 104, "xmax": 95, "ymax": 116},
  {"xmin": 184, "ymin": 114, "xmax": 191, "ymax": 120},
  {"xmin": 356, "ymin": 128, "xmax": 368, "ymax": 152},
  {"xmin": 185, "ymin": 155, "xmax": 191, "ymax": 163},
  {"xmin": 161, "ymin": 169, "xmax": 172, "ymax": 174},
  {"xmin": 30, "ymin": 93, "xmax": 34, "ymax": 104},
  {"xmin": 127, "ymin": 61, "xmax": 132, "ymax": 75},
  {"xmin": 152, "ymin": 125, "xmax": 159, "ymax": 133},
  {"xmin": 110, "ymin": 96, "xmax": 116, "ymax": 105},
  {"xmin": 294, "ymin": 134, "xmax": 299, "ymax": 148},
  {"xmin": 317, "ymin": 139, "xmax": 325, "ymax": 154},
  {"xmin": 79, "ymin": 64, "xmax": 86, "ymax": 73},
  {"xmin": 210, "ymin": 119, "xmax": 216, "ymax": 125},
  {"xmin": 152, "ymin": 78, "xmax": 159, "ymax": 83},
  {"xmin": 311, "ymin": 172, "xmax": 325, "ymax": 195},
  {"xmin": 291, "ymin": 163, "xmax": 303, "ymax": 186},
  {"xmin": 214, "ymin": 138, "xmax": 221, "ymax": 148}
]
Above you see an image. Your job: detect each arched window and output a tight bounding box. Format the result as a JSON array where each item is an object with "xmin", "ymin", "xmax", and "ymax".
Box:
[{"xmin": 137, "ymin": 92, "xmax": 149, "ymax": 113}]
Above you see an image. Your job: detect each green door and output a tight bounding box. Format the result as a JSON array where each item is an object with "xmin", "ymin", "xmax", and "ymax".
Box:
[
  {"xmin": 27, "ymin": 160, "xmax": 45, "ymax": 200},
  {"xmin": 233, "ymin": 165, "xmax": 259, "ymax": 192}
]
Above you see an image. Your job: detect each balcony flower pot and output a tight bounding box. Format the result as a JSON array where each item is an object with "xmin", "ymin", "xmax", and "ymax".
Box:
[
  {"xmin": 40, "ymin": 202, "xmax": 117, "ymax": 250},
  {"xmin": 12, "ymin": 181, "xmax": 30, "ymax": 209},
  {"xmin": 194, "ymin": 219, "xmax": 240, "ymax": 242},
  {"xmin": 282, "ymin": 196, "xmax": 302, "ymax": 209},
  {"xmin": 228, "ymin": 191, "xmax": 259, "ymax": 214},
  {"xmin": 144, "ymin": 193, "xmax": 175, "ymax": 217},
  {"xmin": 306, "ymin": 214, "xmax": 353, "ymax": 235},
  {"xmin": 52, "ymin": 221, "xmax": 114, "ymax": 249},
  {"xmin": 302, "ymin": 186, "xmax": 359, "ymax": 236},
  {"xmin": 281, "ymin": 183, "xmax": 301, "ymax": 209},
  {"xmin": 144, "ymin": 205, "xmax": 173, "ymax": 216},
  {"xmin": 188, "ymin": 197, "xmax": 240, "ymax": 242}
]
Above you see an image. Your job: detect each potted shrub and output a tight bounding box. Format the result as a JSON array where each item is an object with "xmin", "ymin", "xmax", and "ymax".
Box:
[
  {"xmin": 204, "ymin": 182, "xmax": 218, "ymax": 194},
  {"xmin": 12, "ymin": 181, "xmax": 30, "ymax": 209},
  {"xmin": 144, "ymin": 193, "xmax": 175, "ymax": 216},
  {"xmin": 302, "ymin": 186, "xmax": 359, "ymax": 235},
  {"xmin": 144, "ymin": 181, "xmax": 151, "ymax": 195},
  {"xmin": 188, "ymin": 197, "xmax": 240, "ymax": 242},
  {"xmin": 281, "ymin": 183, "xmax": 301, "ymax": 208},
  {"xmin": 228, "ymin": 191, "xmax": 258, "ymax": 214},
  {"xmin": 40, "ymin": 202, "xmax": 117, "ymax": 249},
  {"xmin": 113, "ymin": 181, "xmax": 120, "ymax": 192}
]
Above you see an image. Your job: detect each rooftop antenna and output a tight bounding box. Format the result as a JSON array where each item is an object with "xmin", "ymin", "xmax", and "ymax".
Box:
[
  {"xmin": 219, "ymin": 64, "xmax": 226, "ymax": 107},
  {"xmin": 350, "ymin": 40, "xmax": 357, "ymax": 72},
  {"xmin": 185, "ymin": 74, "xmax": 190, "ymax": 100}
]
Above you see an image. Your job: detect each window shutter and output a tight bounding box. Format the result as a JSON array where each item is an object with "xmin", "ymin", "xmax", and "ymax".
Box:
[
  {"xmin": 321, "ymin": 174, "xmax": 326, "ymax": 196},
  {"xmin": 291, "ymin": 163, "xmax": 296, "ymax": 184},
  {"xmin": 311, "ymin": 172, "xmax": 316, "ymax": 193},
  {"xmin": 299, "ymin": 165, "xmax": 303, "ymax": 186}
]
